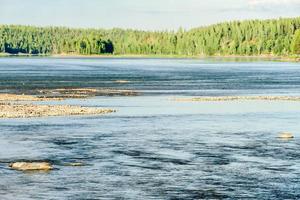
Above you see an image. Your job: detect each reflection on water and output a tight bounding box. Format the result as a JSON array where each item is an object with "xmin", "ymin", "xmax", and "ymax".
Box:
[{"xmin": 0, "ymin": 58, "xmax": 300, "ymax": 199}]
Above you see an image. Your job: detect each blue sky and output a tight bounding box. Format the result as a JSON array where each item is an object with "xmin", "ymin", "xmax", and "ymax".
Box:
[{"xmin": 0, "ymin": 0, "xmax": 299, "ymax": 30}]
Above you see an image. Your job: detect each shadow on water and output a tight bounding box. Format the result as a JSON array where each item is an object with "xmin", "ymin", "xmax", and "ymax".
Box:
[{"xmin": 113, "ymin": 150, "xmax": 191, "ymax": 165}]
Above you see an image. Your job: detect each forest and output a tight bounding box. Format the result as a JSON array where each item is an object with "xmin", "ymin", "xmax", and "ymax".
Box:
[{"xmin": 0, "ymin": 17, "xmax": 300, "ymax": 56}]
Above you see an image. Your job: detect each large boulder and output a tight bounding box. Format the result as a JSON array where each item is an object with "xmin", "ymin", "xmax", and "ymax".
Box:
[
  {"xmin": 9, "ymin": 162, "xmax": 53, "ymax": 171},
  {"xmin": 278, "ymin": 132, "xmax": 294, "ymax": 139}
]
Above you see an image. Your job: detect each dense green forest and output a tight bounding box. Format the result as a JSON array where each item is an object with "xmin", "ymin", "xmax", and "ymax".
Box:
[{"xmin": 0, "ymin": 17, "xmax": 300, "ymax": 56}]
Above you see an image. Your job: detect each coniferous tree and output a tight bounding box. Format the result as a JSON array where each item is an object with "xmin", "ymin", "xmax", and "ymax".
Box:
[
  {"xmin": 0, "ymin": 17, "xmax": 300, "ymax": 56},
  {"xmin": 291, "ymin": 29, "xmax": 300, "ymax": 55}
]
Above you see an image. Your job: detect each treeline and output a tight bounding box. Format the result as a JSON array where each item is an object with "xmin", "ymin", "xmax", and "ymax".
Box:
[
  {"xmin": 0, "ymin": 26, "xmax": 114, "ymax": 55},
  {"xmin": 0, "ymin": 17, "xmax": 300, "ymax": 56}
]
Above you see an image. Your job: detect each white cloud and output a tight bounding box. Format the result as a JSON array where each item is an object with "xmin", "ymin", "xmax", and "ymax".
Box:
[{"xmin": 249, "ymin": 0, "xmax": 300, "ymax": 5}]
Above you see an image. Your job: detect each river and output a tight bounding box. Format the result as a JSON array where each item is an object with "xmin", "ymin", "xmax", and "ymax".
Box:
[{"xmin": 0, "ymin": 57, "xmax": 300, "ymax": 199}]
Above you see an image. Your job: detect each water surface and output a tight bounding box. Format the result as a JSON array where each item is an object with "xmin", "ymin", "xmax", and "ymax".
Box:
[{"xmin": 0, "ymin": 58, "xmax": 300, "ymax": 199}]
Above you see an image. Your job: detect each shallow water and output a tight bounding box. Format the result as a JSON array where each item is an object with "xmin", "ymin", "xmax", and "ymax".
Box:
[{"xmin": 1, "ymin": 58, "xmax": 300, "ymax": 199}]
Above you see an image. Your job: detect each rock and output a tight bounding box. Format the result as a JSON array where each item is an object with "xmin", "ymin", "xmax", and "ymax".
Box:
[
  {"xmin": 0, "ymin": 104, "xmax": 115, "ymax": 118},
  {"xmin": 278, "ymin": 132, "xmax": 294, "ymax": 139},
  {"xmin": 9, "ymin": 162, "xmax": 53, "ymax": 171},
  {"xmin": 0, "ymin": 93, "xmax": 62, "ymax": 101},
  {"xmin": 173, "ymin": 96, "xmax": 300, "ymax": 102},
  {"xmin": 115, "ymin": 80, "xmax": 130, "ymax": 84},
  {"xmin": 36, "ymin": 88, "xmax": 138, "ymax": 98},
  {"xmin": 64, "ymin": 162, "xmax": 85, "ymax": 167}
]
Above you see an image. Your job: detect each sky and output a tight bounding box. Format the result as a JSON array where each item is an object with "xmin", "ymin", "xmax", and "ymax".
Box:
[{"xmin": 0, "ymin": 0, "xmax": 299, "ymax": 30}]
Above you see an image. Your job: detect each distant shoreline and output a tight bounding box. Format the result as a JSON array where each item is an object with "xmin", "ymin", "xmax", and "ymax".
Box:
[{"xmin": 0, "ymin": 52, "xmax": 299, "ymax": 62}]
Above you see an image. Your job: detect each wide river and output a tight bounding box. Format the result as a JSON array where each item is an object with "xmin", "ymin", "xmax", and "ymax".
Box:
[{"xmin": 1, "ymin": 57, "xmax": 300, "ymax": 199}]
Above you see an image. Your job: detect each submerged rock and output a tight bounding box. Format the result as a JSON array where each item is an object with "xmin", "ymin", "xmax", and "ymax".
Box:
[
  {"xmin": 0, "ymin": 93, "xmax": 61, "ymax": 101},
  {"xmin": 9, "ymin": 162, "xmax": 53, "ymax": 171},
  {"xmin": 173, "ymin": 96, "xmax": 300, "ymax": 102},
  {"xmin": 64, "ymin": 162, "xmax": 85, "ymax": 167},
  {"xmin": 278, "ymin": 132, "xmax": 294, "ymax": 139},
  {"xmin": 114, "ymin": 80, "xmax": 131, "ymax": 84},
  {"xmin": 1, "ymin": 88, "xmax": 139, "ymax": 101},
  {"xmin": 37, "ymin": 88, "xmax": 138, "ymax": 98}
]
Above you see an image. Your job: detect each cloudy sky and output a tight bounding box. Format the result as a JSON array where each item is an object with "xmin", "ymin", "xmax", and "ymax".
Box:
[{"xmin": 0, "ymin": 0, "xmax": 299, "ymax": 30}]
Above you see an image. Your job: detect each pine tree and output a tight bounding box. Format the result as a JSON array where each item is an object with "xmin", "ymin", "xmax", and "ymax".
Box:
[{"xmin": 291, "ymin": 29, "xmax": 300, "ymax": 55}]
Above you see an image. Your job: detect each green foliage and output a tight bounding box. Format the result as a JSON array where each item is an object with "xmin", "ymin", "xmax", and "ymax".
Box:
[
  {"xmin": 0, "ymin": 17, "xmax": 300, "ymax": 56},
  {"xmin": 291, "ymin": 29, "xmax": 300, "ymax": 55},
  {"xmin": 0, "ymin": 25, "xmax": 114, "ymax": 55}
]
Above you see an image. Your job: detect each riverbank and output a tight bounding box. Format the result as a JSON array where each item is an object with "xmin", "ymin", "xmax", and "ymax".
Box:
[
  {"xmin": 44, "ymin": 54, "xmax": 300, "ymax": 61},
  {"xmin": 1, "ymin": 52, "xmax": 299, "ymax": 61},
  {"xmin": 207, "ymin": 54, "xmax": 300, "ymax": 62},
  {"xmin": 0, "ymin": 53, "xmax": 197, "ymax": 59}
]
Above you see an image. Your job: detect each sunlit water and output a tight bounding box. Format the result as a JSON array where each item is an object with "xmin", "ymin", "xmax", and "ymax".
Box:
[{"xmin": 1, "ymin": 58, "xmax": 300, "ymax": 199}]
